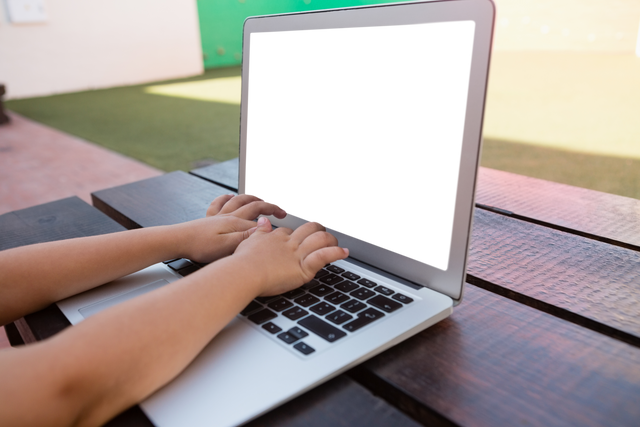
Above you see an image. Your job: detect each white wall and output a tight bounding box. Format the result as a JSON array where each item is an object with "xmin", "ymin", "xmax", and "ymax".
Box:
[{"xmin": 0, "ymin": 0, "xmax": 203, "ymax": 99}]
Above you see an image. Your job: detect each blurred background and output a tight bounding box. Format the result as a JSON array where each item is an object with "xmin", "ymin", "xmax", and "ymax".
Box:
[{"xmin": 1, "ymin": 0, "xmax": 639, "ymax": 198}]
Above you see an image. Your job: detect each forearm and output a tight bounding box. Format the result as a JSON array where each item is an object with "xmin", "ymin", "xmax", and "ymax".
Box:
[
  {"xmin": 0, "ymin": 225, "xmax": 189, "ymax": 325},
  {"xmin": 0, "ymin": 256, "xmax": 262, "ymax": 427}
]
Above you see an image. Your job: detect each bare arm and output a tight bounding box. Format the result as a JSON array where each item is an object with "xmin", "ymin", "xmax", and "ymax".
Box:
[
  {"xmin": 0, "ymin": 218, "xmax": 347, "ymax": 427},
  {"xmin": 0, "ymin": 194, "xmax": 286, "ymax": 326}
]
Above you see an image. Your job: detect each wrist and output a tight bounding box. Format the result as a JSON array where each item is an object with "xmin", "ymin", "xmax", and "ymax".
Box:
[{"xmin": 152, "ymin": 223, "xmax": 193, "ymax": 261}]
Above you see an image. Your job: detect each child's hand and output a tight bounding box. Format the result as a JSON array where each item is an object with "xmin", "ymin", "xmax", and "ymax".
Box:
[
  {"xmin": 233, "ymin": 217, "xmax": 349, "ymax": 297},
  {"xmin": 176, "ymin": 194, "xmax": 286, "ymax": 263}
]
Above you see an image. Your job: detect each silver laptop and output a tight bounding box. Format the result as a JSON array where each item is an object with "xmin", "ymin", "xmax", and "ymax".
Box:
[{"xmin": 57, "ymin": 1, "xmax": 494, "ymax": 425}]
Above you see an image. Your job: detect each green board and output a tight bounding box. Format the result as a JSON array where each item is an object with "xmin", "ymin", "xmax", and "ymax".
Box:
[{"xmin": 197, "ymin": 0, "xmax": 410, "ymax": 69}]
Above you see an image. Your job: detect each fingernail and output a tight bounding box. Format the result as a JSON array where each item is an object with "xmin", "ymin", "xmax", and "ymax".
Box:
[
  {"xmin": 258, "ymin": 217, "xmax": 268, "ymax": 226},
  {"xmin": 342, "ymin": 248, "xmax": 349, "ymax": 256},
  {"xmin": 228, "ymin": 193, "xmax": 236, "ymax": 197}
]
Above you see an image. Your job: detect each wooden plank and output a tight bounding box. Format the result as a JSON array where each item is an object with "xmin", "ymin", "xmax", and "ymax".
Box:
[
  {"xmin": 246, "ymin": 375, "xmax": 421, "ymax": 427},
  {"xmin": 96, "ymin": 172, "xmax": 640, "ymax": 346},
  {"xmin": 92, "ymin": 171, "xmax": 229, "ymax": 230},
  {"xmin": 190, "ymin": 158, "xmax": 239, "ymax": 191},
  {"xmin": 0, "ymin": 196, "xmax": 125, "ymax": 251},
  {"xmin": 355, "ymin": 284, "xmax": 640, "ymax": 427},
  {"xmin": 468, "ymin": 208, "xmax": 640, "ymax": 346},
  {"xmin": 476, "ymin": 167, "xmax": 640, "ymax": 250}
]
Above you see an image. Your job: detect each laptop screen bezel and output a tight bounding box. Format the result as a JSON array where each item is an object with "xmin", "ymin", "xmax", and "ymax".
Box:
[{"xmin": 239, "ymin": 0, "xmax": 495, "ymax": 304}]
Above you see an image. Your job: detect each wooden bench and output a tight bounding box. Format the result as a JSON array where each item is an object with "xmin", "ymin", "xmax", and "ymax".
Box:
[{"xmin": 3, "ymin": 160, "xmax": 639, "ymax": 426}]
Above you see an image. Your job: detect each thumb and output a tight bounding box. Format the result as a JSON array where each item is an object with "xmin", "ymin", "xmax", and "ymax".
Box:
[{"xmin": 244, "ymin": 216, "xmax": 272, "ymax": 239}]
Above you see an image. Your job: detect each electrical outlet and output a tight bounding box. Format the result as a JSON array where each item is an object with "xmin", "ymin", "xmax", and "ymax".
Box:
[{"xmin": 5, "ymin": 0, "xmax": 47, "ymax": 23}]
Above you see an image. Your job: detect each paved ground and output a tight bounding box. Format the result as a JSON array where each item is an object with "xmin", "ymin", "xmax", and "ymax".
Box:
[
  {"xmin": 0, "ymin": 112, "xmax": 162, "ymax": 215},
  {"xmin": 0, "ymin": 111, "xmax": 162, "ymax": 348}
]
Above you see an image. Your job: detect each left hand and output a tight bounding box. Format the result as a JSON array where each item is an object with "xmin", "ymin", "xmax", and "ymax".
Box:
[{"xmin": 175, "ymin": 194, "xmax": 286, "ymax": 263}]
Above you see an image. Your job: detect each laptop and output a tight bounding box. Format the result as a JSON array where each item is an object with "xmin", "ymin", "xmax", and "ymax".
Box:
[{"xmin": 57, "ymin": 1, "xmax": 494, "ymax": 425}]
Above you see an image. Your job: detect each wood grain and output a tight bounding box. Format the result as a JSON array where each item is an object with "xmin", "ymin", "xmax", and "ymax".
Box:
[
  {"xmin": 246, "ymin": 375, "xmax": 421, "ymax": 427},
  {"xmin": 190, "ymin": 158, "xmax": 239, "ymax": 192},
  {"xmin": 92, "ymin": 171, "xmax": 229, "ymax": 229},
  {"xmin": 468, "ymin": 208, "xmax": 640, "ymax": 346},
  {"xmin": 356, "ymin": 284, "xmax": 640, "ymax": 427},
  {"xmin": 0, "ymin": 196, "xmax": 125, "ymax": 251},
  {"xmin": 477, "ymin": 167, "xmax": 640, "ymax": 251}
]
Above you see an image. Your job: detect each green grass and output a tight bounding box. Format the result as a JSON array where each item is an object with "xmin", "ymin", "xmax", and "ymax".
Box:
[
  {"xmin": 7, "ymin": 66, "xmax": 640, "ymax": 200},
  {"xmin": 7, "ymin": 67, "xmax": 242, "ymax": 172}
]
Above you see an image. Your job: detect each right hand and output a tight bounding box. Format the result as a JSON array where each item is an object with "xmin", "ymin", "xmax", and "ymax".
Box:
[{"xmin": 233, "ymin": 218, "xmax": 349, "ymax": 297}]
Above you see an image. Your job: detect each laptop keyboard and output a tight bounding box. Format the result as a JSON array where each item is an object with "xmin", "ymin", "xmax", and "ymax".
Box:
[
  {"xmin": 240, "ymin": 263, "xmax": 416, "ymax": 357},
  {"xmin": 163, "ymin": 258, "xmax": 416, "ymax": 358}
]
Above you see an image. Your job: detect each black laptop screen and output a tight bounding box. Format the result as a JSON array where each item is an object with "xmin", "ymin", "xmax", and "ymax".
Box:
[{"xmin": 245, "ymin": 20, "xmax": 475, "ymax": 272}]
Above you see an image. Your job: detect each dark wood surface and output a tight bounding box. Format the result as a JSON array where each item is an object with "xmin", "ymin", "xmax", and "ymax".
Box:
[
  {"xmin": 89, "ymin": 166, "xmax": 640, "ymax": 427},
  {"xmin": 0, "ymin": 196, "xmax": 125, "ymax": 251},
  {"xmin": 359, "ymin": 284, "xmax": 640, "ymax": 427},
  {"xmin": 190, "ymin": 158, "xmax": 239, "ymax": 192},
  {"xmin": 476, "ymin": 167, "xmax": 640, "ymax": 251},
  {"xmin": 92, "ymin": 171, "xmax": 229, "ymax": 230}
]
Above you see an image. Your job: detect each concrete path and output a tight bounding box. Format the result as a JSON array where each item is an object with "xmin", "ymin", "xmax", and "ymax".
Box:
[
  {"xmin": 0, "ymin": 111, "xmax": 162, "ymax": 347},
  {"xmin": 0, "ymin": 112, "xmax": 162, "ymax": 215}
]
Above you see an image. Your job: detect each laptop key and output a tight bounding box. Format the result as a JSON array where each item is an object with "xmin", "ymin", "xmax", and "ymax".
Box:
[
  {"xmin": 310, "ymin": 302, "xmax": 336, "ymax": 316},
  {"xmin": 262, "ymin": 322, "xmax": 282, "ymax": 334},
  {"xmin": 167, "ymin": 259, "xmax": 193, "ymax": 271},
  {"xmin": 294, "ymin": 294, "xmax": 320, "ymax": 307},
  {"xmin": 277, "ymin": 332, "xmax": 299, "ymax": 344},
  {"xmin": 309, "ymin": 284, "xmax": 334, "ymax": 297},
  {"xmin": 368, "ymin": 295, "xmax": 402, "ymax": 313},
  {"xmin": 357, "ymin": 278, "xmax": 377, "ymax": 288},
  {"xmin": 288, "ymin": 327, "xmax": 309, "ymax": 340},
  {"xmin": 302, "ymin": 279, "xmax": 320, "ymax": 290},
  {"xmin": 255, "ymin": 295, "xmax": 279, "ymax": 304},
  {"xmin": 326, "ymin": 265, "xmax": 345, "ymax": 274},
  {"xmin": 334, "ymin": 281, "xmax": 359, "ymax": 293},
  {"xmin": 350, "ymin": 288, "xmax": 375, "ymax": 301},
  {"xmin": 282, "ymin": 307, "xmax": 309, "ymax": 321},
  {"xmin": 325, "ymin": 310, "xmax": 353, "ymax": 325},
  {"xmin": 341, "ymin": 299, "xmax": 367, "ymax": 313},
  {"xmin": 374, "ymin": 286, "xmax": 394, "ymax": 296},
  {"xmin": 343, "ymin": 308, "xmax": 385, "ymax": 332},
  {"xmin": 293, "ymin": 342, "xmax": 315, "ymax": 355},
  {"xmin": 325, "ymin": 291, "xmax": 350, "ymax": 305},
  {"xmin": 281, "ymin": 288, "xmax": 305, "ymax": 299},
  {"xmin": 314, "ymin": 269, "xmax": 331, "ymax": 279},
  {"xmin": 299, "ymin": 315, "xmax": 347, "ymax": 343},
  {"xmin": 341, "ymin": 271, "xmax": 360, "ymax": 281},
  {"xmin": 240, "ymin": 301, "xmax": 262, "ymax": 316},
  {"xmin": 392, "ymin": 293, "xmax": 414, "ymax": 304},
  {"xmin": 178, "ymin": 264, "xmax": 200, "ymax": 277},
  {"xmin": 319, "ymin": 274, "xmax": 344, "ymax": 286},
  {"xmin": 268, "ymin": 298, "xmax": 294, "ymax": 312},
  {"xmin": 248, "ymin": 308, "xmax": 277, "ymax": 325}
]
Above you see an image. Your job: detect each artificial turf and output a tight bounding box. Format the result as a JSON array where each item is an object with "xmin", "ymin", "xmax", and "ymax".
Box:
[
  {"xmin": 6, "ymin": 67, "xmax": 243, "ymax": 172},
  {"xmin": 6, "ymin": 66, "xmax": 640, "ymax": 200}
]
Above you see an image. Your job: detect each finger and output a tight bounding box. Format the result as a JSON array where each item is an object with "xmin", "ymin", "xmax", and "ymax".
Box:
[
  {"xmin": 219, "ymin": 194, "xmax": 264, "ymax": 215},
  {"xmin": 290, "ymin": 222, "xmax": 326, "ymax": 244},
  {"xmin": 206, "ymin": 194, "xmax": 235, "ymax": 217},
  {"xmin": 304, "ymin": 247, "xmax": 349, "ymax": 274},
  {"xmin": 298, "ymin": 230, "xmax": 338, "ymax": 257},
  {"xmin": 234, "ymin": 201, "xmax": 287, "ymax": 221}
]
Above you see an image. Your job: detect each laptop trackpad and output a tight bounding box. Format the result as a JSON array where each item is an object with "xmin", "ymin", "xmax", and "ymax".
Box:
[{"xmin": 78, "ymin": 279, "xmax": 170, "ymax": 319}]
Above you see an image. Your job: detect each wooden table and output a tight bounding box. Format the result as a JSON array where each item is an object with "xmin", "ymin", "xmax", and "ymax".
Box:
[{"xmin": 3, "ymin": 159, "xmax": 640, "ymax": 427}]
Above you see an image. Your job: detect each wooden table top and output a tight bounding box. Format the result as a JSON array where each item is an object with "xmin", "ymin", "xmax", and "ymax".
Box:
[{"xmin": 3, "ymin": 160, "xmax": 640, "ymax": 426}]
